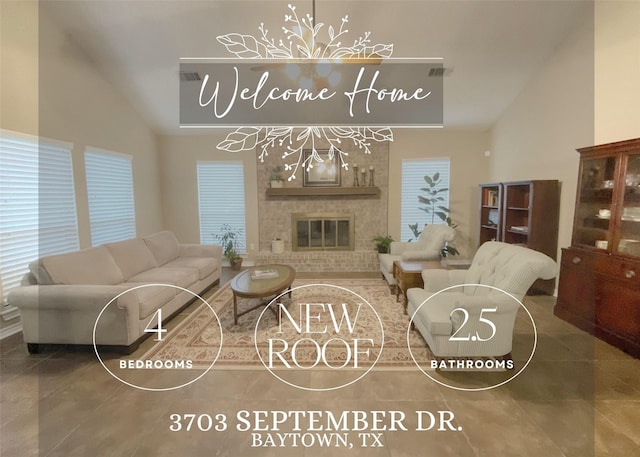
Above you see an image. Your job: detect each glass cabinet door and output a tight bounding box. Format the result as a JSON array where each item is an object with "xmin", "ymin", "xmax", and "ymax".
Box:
[
  {"xmin": 574, "ymin": 156, "xmax": 616, "ymax": 249},
  {"xmin": 617, "ymin": 153, "xmax": 640, "ymax": 256}
]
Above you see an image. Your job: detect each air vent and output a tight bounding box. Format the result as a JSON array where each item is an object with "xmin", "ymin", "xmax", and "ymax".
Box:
[
  {"xmin": 179, "ymin": 72, "xmax": 201, "ymax": 82},
  {"xmin": 428, "ymin": 67, "xmax": 453, "ymax": 77}
]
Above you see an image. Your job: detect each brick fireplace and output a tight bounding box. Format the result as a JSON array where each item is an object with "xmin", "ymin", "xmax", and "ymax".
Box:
[{"xmin": 255, "ymin": 140, "xmax": 389, "ymax": 272}]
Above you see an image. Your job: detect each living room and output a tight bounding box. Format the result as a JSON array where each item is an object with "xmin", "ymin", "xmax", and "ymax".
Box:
[
  {"xmin": 2, "ymin": 1, "xmax": 615, "ymax": 264},
  {"xmin": 1, "ymin": 1, "xmax": 639, "ymax": 456}
]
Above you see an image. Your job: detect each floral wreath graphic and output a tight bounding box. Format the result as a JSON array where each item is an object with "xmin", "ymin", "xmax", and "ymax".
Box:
[{"xmin": 215, "ymin": 3, "xmax": 394, "ymax": 180}]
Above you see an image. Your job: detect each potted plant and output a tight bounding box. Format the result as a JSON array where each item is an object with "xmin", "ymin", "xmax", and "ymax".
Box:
[
  {"xmin": 270, "ymin": 166, "xmax": 284, "ymax": 188},
  {"xmin": 216, "ymin": 224, "xmax": 243, "ymax": 270},
  {"xmin": 409, "ymin": 172, "xmax": 460, "ymax": 256},
  {"xmin": 417, "ymin": 172, "xmax": 454, "ymax": 225},
  {"xmin": 372, "ymin": 235, "xmax": 394, "ymax": 254}
]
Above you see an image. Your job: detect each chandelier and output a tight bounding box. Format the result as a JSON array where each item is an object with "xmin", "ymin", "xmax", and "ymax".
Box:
[{"xmin": 215, "ymin": 1, "xmax": 394, "ymax": 180}]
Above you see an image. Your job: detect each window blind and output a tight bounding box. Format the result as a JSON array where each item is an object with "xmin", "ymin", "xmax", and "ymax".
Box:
[
  {"xmin": 85, "ymin": 149, "xmax": 136, "ymax": 246},
  {"xmin": 400, "ymin": 158, "xmax": 451, "ymax": 242},
  {"xmin": 197, "ymin": 161, "xmax": 246, "ymax": 252},
  {"xmin": 0, "ymin": 130, "xmax": 79, "ymax": 304}
]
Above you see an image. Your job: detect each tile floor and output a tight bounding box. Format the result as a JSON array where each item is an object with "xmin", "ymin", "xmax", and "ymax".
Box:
[{"xmin": 1, "ymin": 269, "xmax": 639, "ymax": 456}]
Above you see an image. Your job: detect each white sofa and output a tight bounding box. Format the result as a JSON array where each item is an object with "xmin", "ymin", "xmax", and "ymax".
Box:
[
  {"xmin": 406, "ymin": 241, "xmax": 557, "ymax": 359},
  {"xmin": 379, "ymin": 224, "xmax": 456, "ymax": 288},
  {"xmin": 9, "ymin": 231, "xmax": 222, "ymax": 354}
]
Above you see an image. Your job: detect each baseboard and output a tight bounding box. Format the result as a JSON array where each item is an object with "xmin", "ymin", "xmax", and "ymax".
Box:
[
  {"xmin": 221, "ymin": 259, "xmax": 256, "ymax": 267},
  {"xmin": 0, "ymin": 321, "xmax": 23, "ymax": 340}
]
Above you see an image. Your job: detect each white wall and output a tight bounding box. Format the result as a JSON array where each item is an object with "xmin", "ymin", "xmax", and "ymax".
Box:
[
  {"xmin": 489, "ymin": 1, "xmax": 640, "ymax": 264},
  {"xmin": 488, "ymin": 5, "xmax": 595, "ymax": 260},
  {"xmin": 1, "ymin": 1, "xmax": 38, "ymax": 138},
  {"xmin": 157, "ymin": 134, "xmax": 260, "ymax": 251},
  {"xmin": 594, "ymin": 1, "xmax": 640, "ymax": 143},
  {"xmin": 388, "ymin": 129, "xmax": 491, "ymax": 258},
  {"xmin": 1, "ymin": 3, "xmax": 164, "ymax": 248}
]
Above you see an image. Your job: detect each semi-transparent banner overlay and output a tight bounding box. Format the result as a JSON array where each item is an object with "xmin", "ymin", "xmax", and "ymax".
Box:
[{"xmin": 180, "ymin": 60, "xmax": 444, "ymax": 127}]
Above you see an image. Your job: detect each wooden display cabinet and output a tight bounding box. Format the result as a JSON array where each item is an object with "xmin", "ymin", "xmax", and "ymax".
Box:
[
  {"xmin": 479, "ymin": 183, "xmax": 502, "ymax": 244},
  {"xmin": 555, "ymin": 138, "xmax": 640, "ymax": 358},
  {"xmin": 502, "ymin": 181, "xmax": 560, "ymax": 263},
  {"xmin": 478, "ymin": 180, "xmax": 560, "ymax": 294}
]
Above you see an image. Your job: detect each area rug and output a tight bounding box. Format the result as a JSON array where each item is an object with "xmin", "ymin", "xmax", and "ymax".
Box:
[{"xmin": 141, "ymin": 278, "xmax": 432, "ymax": 370}]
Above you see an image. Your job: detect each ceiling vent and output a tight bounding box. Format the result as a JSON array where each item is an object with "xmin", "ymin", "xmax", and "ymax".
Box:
[
  {"xmin": 428, "ymin": 67, "xmax": 453, "ymax": 77},
  {"xmin": 179, "ymin": 72, "xmax": 202, "ymax": 82}
]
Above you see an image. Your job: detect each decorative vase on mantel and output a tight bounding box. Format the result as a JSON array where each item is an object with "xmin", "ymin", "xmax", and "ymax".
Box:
[{"xmin": 270, "ymin": 166, "xmax": 285, "ymax": 188}]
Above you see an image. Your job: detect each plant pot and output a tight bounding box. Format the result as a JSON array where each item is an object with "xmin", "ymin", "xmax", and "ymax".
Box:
[
  {"xmin": 270, "ymin": 180, "xmax": 284, "ymax": 188},
  {"xmin": 230, "ymin": 258, "xmax": 243, "ymax": 271},
  {"xmin": 376, "ymin": 246, "xmax": 389, "ymax": 254}
]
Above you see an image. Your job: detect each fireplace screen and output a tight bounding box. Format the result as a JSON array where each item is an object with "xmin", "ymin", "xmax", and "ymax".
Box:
[{"xmin": 292, "ymin": 213, "xmax": 355, "ymax": 251}]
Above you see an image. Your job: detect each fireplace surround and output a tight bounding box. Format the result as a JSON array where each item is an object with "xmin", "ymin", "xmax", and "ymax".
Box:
[
  {"xmin": 256, "ymin": 139, "xmax": 389, "ymax": 271},
  {"xmin": 292, "ymin": 212, "xmax": 354, "ymax": 251}
]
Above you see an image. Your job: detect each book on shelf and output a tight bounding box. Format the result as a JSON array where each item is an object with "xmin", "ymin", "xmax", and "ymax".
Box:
[
  {"xmin": 250, "ymin": 268, "xmax": 279, "ymax": 280},
  {"xmin": 487, "ymin": 190, "xmax": 499, "ymax": 206},
  {"xmin": 487, "ymin": 208, "xmax": 499, "ymax": 226}
]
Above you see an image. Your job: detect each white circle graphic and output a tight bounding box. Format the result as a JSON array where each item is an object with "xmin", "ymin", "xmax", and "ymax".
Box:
[
  {"xmin": 254, "ymin": 283, "xmax": 385, "ymax": 392},
  {"xmin": 93, "ymin": 283, "xmax": 223, "ymax": 392},
  {"xmin": 406, "ymin": 283, "xmax": 537, "ymax": 392}
]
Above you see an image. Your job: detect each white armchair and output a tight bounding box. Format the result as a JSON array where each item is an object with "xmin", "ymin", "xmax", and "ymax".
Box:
[
  {"xmin": 406, "ymin": 241, "xmax": 557, "ymax": 358},
  {"xmin": 379, "ymin": 224, "xmax": 456, "ymax": 289}
]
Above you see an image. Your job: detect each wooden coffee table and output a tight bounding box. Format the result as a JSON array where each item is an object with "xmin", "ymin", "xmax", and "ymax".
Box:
[
  {"xmin": 230, "ymin": 264, "xmax": 295, "ymax": 324},
  {"xmin": 393, "ymin": 260, "xmax": 446, "ymax": 306}
]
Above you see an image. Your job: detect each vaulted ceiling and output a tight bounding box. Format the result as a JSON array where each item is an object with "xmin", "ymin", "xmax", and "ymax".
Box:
[{"xmin": 42, "ymin": 0, "xmax": 591, "ymax": 134}]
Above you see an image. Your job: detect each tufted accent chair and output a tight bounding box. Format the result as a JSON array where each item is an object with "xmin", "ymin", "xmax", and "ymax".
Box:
[
  {"xmin": 406, "ymin": 241, "xmax": 557, "ymax": 358},
  {"xmin": 379, "ymin": 224, "xmax": 456, "ymax": 289}
]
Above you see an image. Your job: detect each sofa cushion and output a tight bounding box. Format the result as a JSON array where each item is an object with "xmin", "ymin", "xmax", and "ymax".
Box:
[
  {"xmin": 41, "ymin": 246, "xmax": 124, "ymax": 285},
  {"xmin": 378, "ymin": 253, "xmax": 400, "ymax": 274},
  {"xmin": 143, "ymin": 231, "xmax": 180, "ymax": 266},
  {"xmin": 127, "ymin": 267, "xmax": 199, "ymax": 289},
  {"xmin": 118, "ymin": 284, "xmax": 176, "ymax": 320},
  {"xmin": 105, "ymin": 238, "xmax": 157, "ymax": 280},
  {"xmin": 414, "ymin": 310, "xmax": 453, "ymax": 336},
  {"xmin": 164, "ymin": 257, "xmax": 220, "ymax": 280},
  {"xmin": 410, "ymin": 291, "xmax": 460, "ymax": 336}
]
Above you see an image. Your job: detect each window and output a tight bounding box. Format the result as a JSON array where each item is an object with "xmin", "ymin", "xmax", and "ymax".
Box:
[
  {"xmin": 400, "ymin": 158, "xmax": 451, "ymax": 242},
  {"xmin": 0, "ymin": 130, "xmax": 79, "ymax": 304},
  {"xmin": 197, "ymin": 161, "xmax": 246, "ymax": 252},
  {"xmin": 85, "ymin": 149, "xmax": 135, "ymax": 246}
]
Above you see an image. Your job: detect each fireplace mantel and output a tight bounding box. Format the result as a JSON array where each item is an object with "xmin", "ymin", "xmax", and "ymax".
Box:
[
  {"xmin": 258, "ymin": 141, "xmax": 388, "ymax": 255},
  {"xmin": 265, "ymin": 186, "xmax": 380, "ymax": 197}
]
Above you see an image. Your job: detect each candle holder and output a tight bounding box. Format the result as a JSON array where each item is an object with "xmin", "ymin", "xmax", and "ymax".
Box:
[
  {"xmin": 353, "ymin": 165, "xmax": 359, "ymax": 187},
  {"xmin": 360, "ymin": 169, "xmax": 367, "ymax": 186},
  {"xmin": 368, "ymin": 168, "xmax": 375, "ymax": 186}
]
